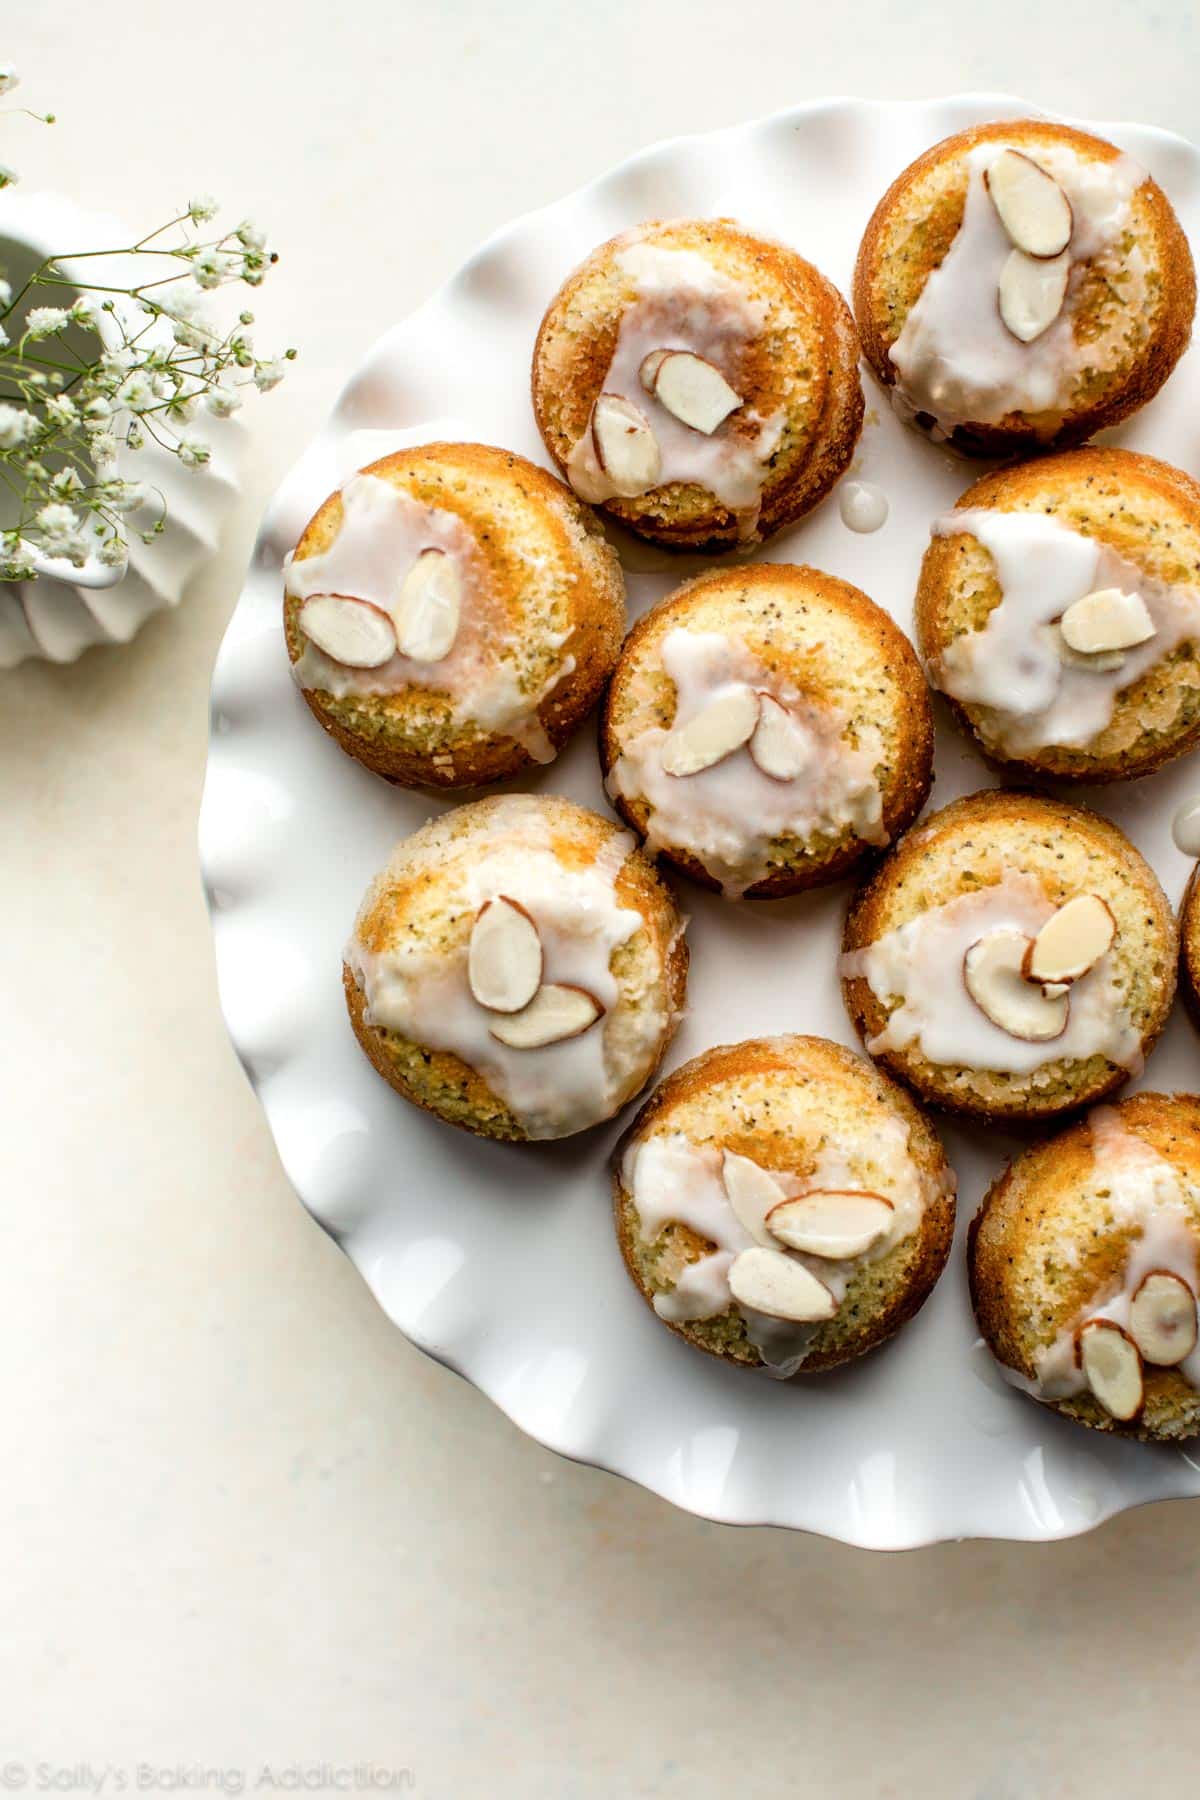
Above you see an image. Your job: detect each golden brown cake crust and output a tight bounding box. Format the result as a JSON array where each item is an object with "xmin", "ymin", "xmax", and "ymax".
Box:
[
  {"xmin": 531, "ymin": 219, "xmax": 864, "ymax": 550},
  {"xmin": 598, "ymin": 563, "xmax": 934, "ymax": 896},
  {"xmin": 915, "ymin": 447, "xmax": 1200, "ymax": 782},
  {"xmin": 969, "ymin": 1092, "xmax": 1200, "ymax": 1440},
  {"xmin": 853, "ymin": 120, "xmax": 1196, "ymax": 456},
  {"xmin": 343, "ymin": 796, "xmax": 689, "ymax": 1144},
  {"xmin": 841, "ymin": 788, "xmax": 1177, "ymax": 1124},
  {"xmin": 611, "ymin": 1035, "xmax": 956, "ymax": 1374},
  {"xmin": 284, "ymin": 442, "xmax": 625, "ymax": 789}
]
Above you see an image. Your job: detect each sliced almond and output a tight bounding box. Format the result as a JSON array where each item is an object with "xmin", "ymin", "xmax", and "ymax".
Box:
[
  {"xmin": 391, "ymin": 548, "xmax": 462, "ymax": 663},
  {"xmin": 963, "ymin": 927, "xmax": 1070, "ymax": 1041},
  {"xmin": 748, "ymin": 694, "xmax": 812, "ymax": 781},
  {"xmin": 985, "ymin": 149, "xmax": 1073, "ymax": 257},
  {"xmin": 638, "ymin": 349, "xmax": 671, "ymax": 393},
  {"xmin": 298, "ymin": 593, "xmax": 397, "ymax": 668},
  {"xmin": 467, "ymin": 897, "xmax": 543, "ymax": 1014},
  {"xmin": 660, "ymin": 688, "xmax": 760, "ymax": 778},
  {"xmin": 998, "ymin": 248, "xmax": 1070, "ymax": 343},
  {"xmin": 591, "ymin": 394, "xmax": 662, "ymax": 497},
  {"xmin": 1129, "ymin": 1270, "xmax": 1198, "ymax": 1367},
  {"xmin": 1059, "ymin": 588, "xmax": 1155, "ymax": 656},
  {"xmin": 721, "ymin": 1151, "xmax": 786, "ymax": 1246},
  {"xmin": 648, "ymin": 350, "xmax": 741, "ymax": 435},
  {"xmin": 488, "ymin": 983, "xmax": 602, "ymax": 1049},
  {"xmin": 1023, "ymin": 893, "xmax": 1116, "ymax": 986},
  {"xmin": 727, "ymin": 1247, "xmax": 837, "ymax": 1323},
  {"xmin": 1078, "ymin": 1319, "xmax": 1144, "ymax": 1421},
  {"xmin": 765, "ymin": 1190, "xmax": 894, "ymax": 1260}
]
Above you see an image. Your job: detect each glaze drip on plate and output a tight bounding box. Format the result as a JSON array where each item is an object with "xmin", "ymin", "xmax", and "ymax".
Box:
[
  {"xmin": 348, "ymin": 815, "xmax": 647, "ymax": 1140},
  {"xmin": 287, "ymin": 473, "xmax": 571, "ymax": 762},
  {"xmin": 841, "ymin": 873, "xmax": 1140, "ymax": 1073},
  {"xmin": 889, "ymin": 142, "xmax": 1146, "ymax": 439},
  {"xmin": 606, "ymin": 628, "xmax": 886, "ymax": 897},
  {"xmin": 565, "ymin": 240, "xmax": 783, "ymax": 530},
  {"xmin": 930, "ymin": 507, "xmax": 1200, "ymax": 753},
  {"xmin": 622, "ymin": 1120, "xmax": 926, "ymax": 1377}
]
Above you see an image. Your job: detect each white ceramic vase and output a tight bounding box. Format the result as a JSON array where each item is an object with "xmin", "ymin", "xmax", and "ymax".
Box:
[{"xmin": 0, "ymin": 189, "xmax": 240, "ymax": 667}]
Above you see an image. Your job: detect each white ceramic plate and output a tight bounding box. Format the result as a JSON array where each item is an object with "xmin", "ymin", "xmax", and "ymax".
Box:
[{"xmin": 201, "ymin": 94, "xmax": 1200, "ymax": 1548}]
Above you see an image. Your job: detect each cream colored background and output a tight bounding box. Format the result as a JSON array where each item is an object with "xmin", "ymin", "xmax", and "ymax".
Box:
[{"xmin": 7, "ymin": 5, "xmax": 1200, "ymax": 1794}]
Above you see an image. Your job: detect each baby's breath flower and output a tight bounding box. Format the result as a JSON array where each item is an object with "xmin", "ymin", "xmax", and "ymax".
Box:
[
  {"xmin": 0, "ymin": 403, "xmax": 38, "ymax": 449},
  {"xmin": 1, "ymin": 153, "xmax": 291, "ymax": 580},
  {"xmin": 253, "ymin": 358, "xmax": 287, "ymax": 392},
  {"xmin": 189, "ymin": 245, "xmax": 235, "ymax": 290},
  {"xmin": 97, "ymin": 534, "xmax": 129, "ymax": 571},
  {"xmin": 177, "ymin": 435, "xmax": 211, "ymax": 469},
  {"xmin": 25, "ymin": 305, "xmax": 69, "ymax": 338},
  {"xmin": 50, "ymin": 466, "xmax": 84, "ymax": 498},
  {"xmin": 204, "ymin": 383, "xmax": 241, "ymax": 418},
  {"xmin": 0, "ymin": 162, "xmax": 17, "ymax": 190},
  {"xmin": 43, "ymin": 393, "xmax": 78, "ymax": 428},
  {"xmin": 116, "ymin": 372, "xmax": 158, "ymax": 413},
  {"xmin": 0, "ymin": 64, "xmax": 20, "ymax": 96}
]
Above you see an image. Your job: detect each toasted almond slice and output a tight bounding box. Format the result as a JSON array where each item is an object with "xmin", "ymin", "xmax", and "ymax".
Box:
[
  {"xmin": 1129, "ymin": 1270, "xmax": 1199, "ymax": 1366},
  {"xmin": 660, "ymin": 688, "xmax": 760, "ymax": 777},
  {"xmin": 721, "ymin": 1151, "xmax": 786, "ymax": 1246},
  {"xmin": 1078, "ymin": 1319, "xmax": 1144, "ymax": 1420},
  {"xmin": 488, "ymin": 983, "xmax": 602, "ymax": 1049},
  {"xmin": 964, "ymin": 927, "xmax": 1070, "ymax": 1041},
  {"xmin": 727, "ymin": 1247, "xmax": 837, "ymax": 1323},
  {"xmin": 638, "ymin": 349, "xmax": 671, "ymax": 393},
  {"xmin": 748, "ymin": 694, "xmax": 812, "ymax": 781},
  {"xmin": 298, "ymin": 593, "xmax": 397, "ymax": 668},
  {"xmin": 765, "ymin": 1190, "xmax": 894, "ymax": 1260},
  {"xmin": 1023, "ymin": 893, "xmax": 1116, "ymax": 986},
  {"xmin": 467, "ymin": 896, "xmax": 543, "ymax": 1014},
  {"xmin": 391, "ymin": 548, "xmax": 462, "ymax": 663},
  {"xmin": 998, "ymin": 248, "xmax": 1070, "ymax": 342},
  {"xmin": 592, "ymin": 394, "xmax": 662, "ymax": 497},
  {"xmin": 649, "ymin": 350, "xmax": 741, "ymax": 435},
  {"xmin": 1059, "ymin": 588, "xmax": 1155, "ymax": 656},
  {"xmin": 985, "ymin": 149, "xmax": 1073, "ymax": 257}
]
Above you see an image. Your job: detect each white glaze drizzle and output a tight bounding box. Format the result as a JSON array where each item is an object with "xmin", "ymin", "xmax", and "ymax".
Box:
[
  {"xmin": 838, "ymin": 481, "xmax": 889, "ymax": 533},
  {"xmin": 1004, "ymin": 1109, "xmax": 1200, "ymax": 1401},
  {"xmin": 287, "ymin": 473, "xmax": 572, "ymax": 762},
  {"xmin": 348, "ymin": 817, "xmax": 648, "ymax": 1140},
  {"xmin": 606, "ymin": 628, "xmax": 886, "ymax": 897},
  {"xmin": 930, "ymin": 507, "xmax": 1200, "ymax": 753},
  {"xmin": 840, "ymin": 873, "xmax": 1140, "ymax": 1074},
  {"xmin": 889, "ymin": 142, "xmax": 1146, "ymax": 439},
  {"xmin": 565, "ymin": 241, "xmax": 782, "ymax": 528},
  {"xmin": 623, "ymin": 1115, "xmax": 929, "ymax": 1377}
]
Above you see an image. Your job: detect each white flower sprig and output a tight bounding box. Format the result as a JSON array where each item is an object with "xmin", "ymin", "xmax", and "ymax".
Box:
[{"xmin": 0, "ymin": 65, "xmax": 296, "ymax": 581}]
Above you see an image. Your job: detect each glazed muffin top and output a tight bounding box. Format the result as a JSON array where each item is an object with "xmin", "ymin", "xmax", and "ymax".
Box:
[
  {"xmin": 284, "ymin": 443, "xmax": 624, "ymax": 787},
  {"xmin": 600, "ymin": 563, "xmax": 933, "ymax": 898},
  {"xmin": 531, "ymin": 218, "xmax": 863, "ymax": 548},
  {"xmin": 915, "ymin": 448, "xmax": 1200, "ymax": 781},
  {"xmin": 854, "ymin": 120, "xmax": 1195, "ymax": 453},
  {"xmin": 344, "ymin": 794, "xmax": 687, "ymax": 1142},
  {"xmin": 613, "ymin": 1035, "xmax": 955, "ymax": 1374},
  {"xmin": 970, "ymin": 1093, "xmax": 1200, "ymax": 1440},
  {"xmin": 841, "ymin": 789, "xmax": 1177, "ymax": 1122}
]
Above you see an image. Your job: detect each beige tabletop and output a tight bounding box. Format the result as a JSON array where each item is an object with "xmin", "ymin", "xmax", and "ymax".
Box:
[{"xmin": 6, "ymin": 4, "xmax": 1199, "ymax": 1793}]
